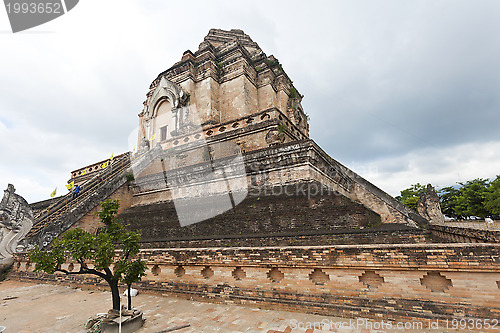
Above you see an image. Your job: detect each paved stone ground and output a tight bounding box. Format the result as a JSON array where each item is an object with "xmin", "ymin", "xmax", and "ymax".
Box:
[{"xmin": 0, "ymin": 279, "xmax": 461, "ymax": 333}]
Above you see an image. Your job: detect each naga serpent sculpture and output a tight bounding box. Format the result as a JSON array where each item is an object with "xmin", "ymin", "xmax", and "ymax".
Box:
[{"xmin": 0, "ymin": 184, "xmax": 33, "ymax": 267}]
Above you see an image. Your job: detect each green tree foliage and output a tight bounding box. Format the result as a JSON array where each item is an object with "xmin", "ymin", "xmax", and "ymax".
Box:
[
  {"xmin": 453, "ymin": 178, "xmax": 490, "ymax": 218},
  {"xmin": 485, "ymin": 175, "xmax": 500, "ymax": 215},
  {"xmin": 401, "ymin": 177, "xmax": 500, "ymax": 219},
  {"xmin": 29, "ymin": 199, "xmax": 147, "ymax": 310},
  {"xmin": 396, "ymin": 183, "xmax": 426, "ymax": 212},
  {"xmin": 439, "ymin": 177, "xmax": 500, "ymax": 219},
  {"xmin": 438, "ymin": 186, "xmax": 460, "ymax": 218}
]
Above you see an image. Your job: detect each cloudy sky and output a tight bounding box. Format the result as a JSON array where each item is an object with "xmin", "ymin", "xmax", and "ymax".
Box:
[{"xmin": 1, "ymin": 0, "xmax": 499, "ymax": 203}]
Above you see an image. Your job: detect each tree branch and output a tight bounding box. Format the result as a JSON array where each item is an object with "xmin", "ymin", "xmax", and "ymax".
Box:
[
  {"xmin": 83, "ymin": 268, "xmax": 109, "ymax": 280},
  {"xmin": 103, "ymin": 267, "xmax": 114, "ymax": 279},
  {"xmin": 55, "ymin": 266, "xmax": 109, "ymax": 280}
]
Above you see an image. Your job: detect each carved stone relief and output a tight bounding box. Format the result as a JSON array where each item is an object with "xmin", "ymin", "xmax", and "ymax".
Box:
[
  {"xmin": 0, "ymin": 184, "xmax": 33, "ymax": 265},
  {"xmin": 265, "ymin": 128, "xmax": 286, "ymax": 146},
  {"xmin": 417, "ymin": 184, "xmax": 444, "ymax": 224}
]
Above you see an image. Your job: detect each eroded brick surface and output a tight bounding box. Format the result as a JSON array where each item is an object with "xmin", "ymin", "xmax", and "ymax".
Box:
[{"xmin": 11, "ymin": 243, "xmax": 500, "ymax": 321}]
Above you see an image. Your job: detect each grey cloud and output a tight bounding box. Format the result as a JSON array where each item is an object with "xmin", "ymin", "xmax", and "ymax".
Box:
[{"xmin": 1, "ymin": 0, "xmax": 500, "ymax": 202}]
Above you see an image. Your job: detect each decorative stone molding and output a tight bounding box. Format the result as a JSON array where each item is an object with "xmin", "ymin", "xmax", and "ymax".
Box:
[
  {"xmin": 308, "ymin": 268, "xmax": 329, "ymax": 285},
  {"xmin": 151, "ymin": 265, "xmax": 161, "ymax": 276},
  {"xmin": 201, "ymin": 266, "xmax": 214, "ymax": 279},
  {"xmin": 174, "ymin": 265, "xmax": 185, "ymax": 278},
  {"xmin": 232, "ymin": 267, "xmax": 246, "ymax": 281},
  {"xmin": 265, "ymin": 128, "xmax": 286, "ymax": 146},
  {"xmin": 267, "ymin": 267, "xmax": 284, "ymax": 283},
  {"xmin": 420, "ymin": 272, "xmax": 453, "ymax": 293},
  {"xmin": 359, "ymin": 270, "xmax": 384, "ymax": 289},
  {"xmin": 144, "ymin": 77, "xmax": 188, "ymax": 121}
]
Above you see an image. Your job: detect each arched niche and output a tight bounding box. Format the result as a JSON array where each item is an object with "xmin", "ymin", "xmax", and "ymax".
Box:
[
  {"xmin": 145, "ymin": 77, "xmax": 187, "ymax": 121},
  {"xmin": 150, "ymin": 99, "xmax": 173, "ymax": 145},
  {"xmin": 142, "ymin": 77, "xmax": 188, "ymax": 144}
]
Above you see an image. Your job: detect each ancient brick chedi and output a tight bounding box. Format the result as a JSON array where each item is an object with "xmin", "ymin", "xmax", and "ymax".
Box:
[
  {"xmin": 23, "ymin": 28, "xmax": 428, "ymax": 250},
  {"xmin": 138, "ymin": 28, "xmax": 309, "ymax": 153},
  {"xmin": 122, "ymin": 28, "xmax": 427, "ymax": 239},
  {"xmin": 12, "ymin": 29, "xmax": 500, "ymax": 322}
]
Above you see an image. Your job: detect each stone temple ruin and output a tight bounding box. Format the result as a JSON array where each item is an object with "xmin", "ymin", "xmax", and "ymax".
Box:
[{"xmin": 8, "ymin": 29, "xmax": 500, "ymax": 322}]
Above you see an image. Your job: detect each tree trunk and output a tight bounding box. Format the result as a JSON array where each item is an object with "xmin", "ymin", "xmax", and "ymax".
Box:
[
  {"xmin": 127, "ymin": 284, "xmax": 132, "ymax": 310},
  {"xmin": 108, "ymin": 278, "xmax": 120, "ymax": 310}
]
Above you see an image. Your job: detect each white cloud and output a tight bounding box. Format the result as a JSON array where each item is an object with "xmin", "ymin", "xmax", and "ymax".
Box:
[
  {"xmin": 0, "ymin": 0, "xmax": 499, "ymax": 204},
  {"xmin": 349, "ymin": 141, "xmax": 500, "ymax": 197}
]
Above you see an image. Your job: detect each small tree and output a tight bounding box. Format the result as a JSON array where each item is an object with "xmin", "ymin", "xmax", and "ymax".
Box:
[
  {"xmin": 120, "ymin": 259, "xmax": 147, "ymax": 310},
  {"xmin": 30, "ymin": 199, "xmax": 147, "ymax": 311}
]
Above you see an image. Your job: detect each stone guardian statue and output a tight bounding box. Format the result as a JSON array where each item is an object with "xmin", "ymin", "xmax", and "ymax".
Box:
[
  {"xmin": 0, "ymin": 184, "xmax": 34, "ymax": 267},
  {"xmin": 417, "ymin": 183, "xmax": 445, "ymax": 224}
]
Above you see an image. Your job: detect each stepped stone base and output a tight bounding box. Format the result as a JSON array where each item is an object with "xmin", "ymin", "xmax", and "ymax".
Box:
[
  {"xmin": 116, "ymin": 139, "xmax": 427, "ymax": 248},
  {"xmin": 120, "ymin": 182, "xmax": 428, "ymax": 247}
]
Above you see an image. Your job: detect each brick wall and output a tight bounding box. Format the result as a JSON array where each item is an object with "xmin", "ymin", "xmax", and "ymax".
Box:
[
  {"xmin": 120, "ymin": 182, "xmax": 386, "ymax": 246},
  {"xmin": 429, "ymin": 224, "xmax": 500, "ymax": 243},
  {"xmin": 11, "ymin": 243, "xmax": 500, "ymax": 321},
  {"xmin": 136, "ymin": 228, "xmax": 426, "ymax": 248}
]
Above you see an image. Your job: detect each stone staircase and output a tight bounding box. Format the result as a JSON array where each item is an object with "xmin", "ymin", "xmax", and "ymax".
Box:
[{"xmin": 21, "ymin": 153, "xmax": 132, "ymax": 250}]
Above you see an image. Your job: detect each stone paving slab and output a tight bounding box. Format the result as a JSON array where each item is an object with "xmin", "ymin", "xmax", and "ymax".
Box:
[{"xmin": 0, "ymin": 280, "xmax": 463, "ymax": 333}]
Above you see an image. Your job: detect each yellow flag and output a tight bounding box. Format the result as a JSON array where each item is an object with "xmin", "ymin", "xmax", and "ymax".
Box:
[
  {"xmin": 101, "ymin": 160, "xmax": 109, "ymax": 169},
  {"xmin": 50, "ymin": 188, "xmax": 57, "ymax": 198},
  {"xmin": 82, "ymin": 168, "xmax": 87, "ymax": 176},
  {"xmin": 65, "ymin": 181, "xmax": 74, "ymax": 190},
  {"xmin": 149, "ymin": 133, "xmax": 157, "ymax": 141},
  {"xmin": 110, "ymin": 153, "xmax": 114, "ymax": 161}
]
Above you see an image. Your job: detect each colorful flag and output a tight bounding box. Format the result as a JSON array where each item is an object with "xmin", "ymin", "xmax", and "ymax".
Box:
[
  {"xmin": 82, "ymin": 168, "xmax": 87, "ymax": 176},
  {"xmin": 50, "ymin": 188, "xmax": 57, "ymax": 198},
  {"xmin": 110, "ymin": 153, "xmax": 114, "ymax": 161},
  {"xmin": 101, "ymin": 160, "xmax": 109, "ymax": 169},
  {"xmin": 149, "ymin": 133, "xmax": 157, "ymax": 141},
  {"xmin": 65, "ymin": 181, "xmax": 74, "ymax": 190}
]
